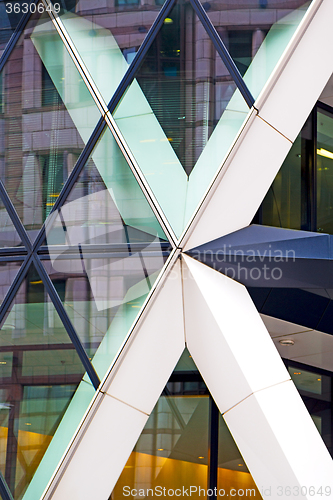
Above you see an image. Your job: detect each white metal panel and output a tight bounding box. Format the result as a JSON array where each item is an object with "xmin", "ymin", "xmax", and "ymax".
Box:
[
  {"xmin": 182, "ymin": 255, "xmax": 290, "ymax": 413},
  {"xmin": 104, "ymin": 259, "xmax": 185, "ymax": 415},
  {"xmin": 257, "ymin": 0, "xmax": 333, "ymax": 142},
  {"xmin": 224, "ymin": 380, "xmax": 333, "ymax": 500},
  {"xmin": 49, "ymin": 394, "xmax": 148, "ymax": 500},
  {"xmin": 182, "ymin": 115, "xmax": 291, "ymax": 250},
  {"xmin": 274, "ymin": 329, "xmax": 333, "ymax": 372}
]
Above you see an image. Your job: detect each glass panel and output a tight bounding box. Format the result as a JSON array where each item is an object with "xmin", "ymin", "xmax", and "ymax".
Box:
[
  {"xmin": 0, "ymin": 1, "xmax": 36, "ymax": 59},
  {"xmin": 111, "ymin": 351, "xmax": 262, "ymax": 500},
  {"xmin": 0, "ymin": 262, "xmax": 86, "ymax": 499},
  {"xmin": 111, "ymin": 390, "xmax": 210, "ymax": 499},
  {"xmin": 261, "ymin": 135, "xmax": 302, "ymax": 229},
  {"xmin": 317, "ymin": 108, "xmax": 333, "ymax": 234},
  {"xmin": 288, "ymin": 363, "xmax": 332, "ymax": 457},
  {"xmin": 218, "ymin": 417, "xmax": 262, "ymax": 499},
  {"xmin": 114, "ymin": 0, "xmax": 249, "ymax": 236},
  {"xmin": 0, "ymin": 262, "xmax": 22, "ymax": 307},
  {"xmin": 0, "ymin": 199, "xmax": 22, "ymax": 248},
  {"xmin": 43, "ymin": 125, "xmax": 170, "ymax": 379},
  {"xmin": 204, "ymin": 0, "xmax": 311, "ymax": 100},
  {"xmin": 0, "ymin": 6, "xmax": 101, "ymax": 242},
  {"xmin": 56, "ymin": 0, "xmax": 166, "ymax": 104}
]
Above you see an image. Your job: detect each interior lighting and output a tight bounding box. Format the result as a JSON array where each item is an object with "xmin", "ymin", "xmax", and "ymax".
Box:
[
  {"xmin": 238, "ymin": 464, "xmax": 243, "ymax": 467},
  {"xmin": 0, "ymin": 361, "xmax": 6, "ymax": 365},
  {"xmin": 164, "ymin": 18, "xmax": 173, "ymax": 24},
  {"xmin": 317, "ymin": 148, "xmax": 333, "ymax": 160},
  {"xmin": 157, "ymin": 448, "xmax": 164, "ymax": 451},
  {"xmin": 293, "ymin": 372, "xmax": 301, "ymax": 375},
  {"xmin": 279, "ymin": 339, "xmax": 294, "ymax": 346},
  {"xmin": 198, "ymin": 456, "xmax": 204, "ymax": 459},
  {"xmin": 25, "ymin": 423, "xmax": 31, "ymax": 426},
  {"xmin": 317, "ymin": 378, "xmax": 321, "ymax": 381}
]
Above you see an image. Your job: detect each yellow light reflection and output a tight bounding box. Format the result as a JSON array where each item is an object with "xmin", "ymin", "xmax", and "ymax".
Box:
[{"xmin": 317, "ymin": 148, "xmax": 333, "ymax": 160}]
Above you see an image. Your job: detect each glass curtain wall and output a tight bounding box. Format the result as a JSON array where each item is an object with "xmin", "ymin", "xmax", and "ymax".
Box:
[
  {"xmin": 110, "ymin": 350, "xmax": 263, "ymax": 500},
  {"xmin": 257, "ymin": 102, "xmax": 333, "ymax": 235}
]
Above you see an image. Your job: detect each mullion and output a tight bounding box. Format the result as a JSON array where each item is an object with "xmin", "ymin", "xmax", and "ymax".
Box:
[
  {"xmin": 32, "ymin": 255, "xmax": 101, "ymax": 389},
  {"xmin": 33, "ymin": 0, "xmax": 177, "ymax": 253},
  {"xmin": 208, "ymin": 397, "xmax": 219, "ymax": 500},
  {"xmin": 189, "ymin": 0, "xmax": 255, "ymax": 109},
  {"xmin": 0, "ymin": 0, "xmax": 38, "ymax": 73},
  {"xmin": 0, "ymin": 470, "xmax": 14, "ymax": 500}
]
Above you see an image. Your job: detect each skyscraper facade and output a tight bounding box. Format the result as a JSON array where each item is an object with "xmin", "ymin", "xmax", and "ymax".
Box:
[{"xmin": 0, "ymin": 0, "xmax": 333, "ymax": 499}]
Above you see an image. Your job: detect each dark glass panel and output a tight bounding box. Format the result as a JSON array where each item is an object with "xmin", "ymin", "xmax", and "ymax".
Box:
[
  {"xmin": 0, "ymin": 262, "xmax": 85, "ymax": 499},
  {"xmin": 287, "ymin": 362, "xmax": 332, "ymax": 458},
  {"xmin": 204, "ymin": 0, "xmax": 310, "ymax": 100},
  {"xmin": 317, "ymin": 108, "xmax": 333, "ymax": 234},
  {"xmin": 0, "ymin": 6, "xmax": 100, "ymax": 242},
  {"xmin": 261, "ymin": 136, "xmax": 302, "ymax": 230}
]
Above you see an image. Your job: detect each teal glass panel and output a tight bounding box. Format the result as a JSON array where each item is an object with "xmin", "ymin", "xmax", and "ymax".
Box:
[
  {"xmin": 205, "ymin": 0, "xmax": 311, "ymax": 100},
  {"xmin": 0, "ymin": 262, "xmax": 86, "ymax": 499},
  {"xmin": 22, "ymin": 379, "xmax": 95, "ymax": 500},
  {"xmin": 56, "ymin": 0, "xmax": 165, "ymax": 105},
  {"xmin": 0, "ymin": 7, "xmax": 101, "ymax": 242},
  {"xmin": 113, "ymin": 0, "xmax": 250, "ymax": 236},
  {"xmin": 44, "ymin": 125, "xmax": 170, "ymax": 378},
  {"xmin": 317, "ymin": 108, "xmax": 333, "ymax": 234},
  {"xmin": 261, "ymin": 135, "xmax": 302, "ymax": 230}
]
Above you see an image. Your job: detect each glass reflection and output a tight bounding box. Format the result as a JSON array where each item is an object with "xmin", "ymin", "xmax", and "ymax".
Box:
[
  {"xmin": 111, "ymin": 350, "xmax": 262, "ymax": 500},
  {"xmin": 0, "ymin": 1, "xmax": 35, "ymax": 59},
  {"xmin": 0, "ymin": 6, "xmax": 100, "ymax": 242},
  {"xmin": 317, "ymin": 108, "xmax": 333, "ymax": 234},
  {"xmin": 287, "ymin": 362, "xmax": 332, "ymax": 458},
  {"xmin": 43, "ymin": 125, "xmax": 170, "ymax": 379},
  {"xmin": 261, "ymin": 136, "xmax": 302, "ymax": 230},
  {"xmin": 204, "ymin": 0, "xmax": 310, "ymax": 100},
  {"xmin": 56, "ymin": 0, "xmax": 165, "ymax": 105},
  {"xmin": 0, "ymin": 263, "xmax": 85, "ymax": 499}
]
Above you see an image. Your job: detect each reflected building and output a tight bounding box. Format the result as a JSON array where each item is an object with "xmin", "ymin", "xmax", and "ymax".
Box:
[{"xmin": 0, "ymin": 1, "xmax": 333, "ymax": 500}]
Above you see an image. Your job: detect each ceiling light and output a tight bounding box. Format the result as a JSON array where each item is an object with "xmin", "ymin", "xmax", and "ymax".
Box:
[
  {"xmin": 279, "ymin": 339, "xmax": 294, "ymax": 346},
  {"xmin": 198, "ymin": 456, "xmax": 204, "ymax": 459},
  {"xmin": 157, "ymin": 448, "xmax": 164, "ymax": 451},
  {"xmin": 317, "ymin": 148, "xmax": 333, "ymax": 160},
  {"xmin": 164, "ymin": 18, "xmax": 173, "ymax": 24}
]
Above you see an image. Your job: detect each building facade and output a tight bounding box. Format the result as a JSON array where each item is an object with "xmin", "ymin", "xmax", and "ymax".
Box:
[{"xmin": 0, "ymin": 0, "xmax": 333, "ymax": 499}]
